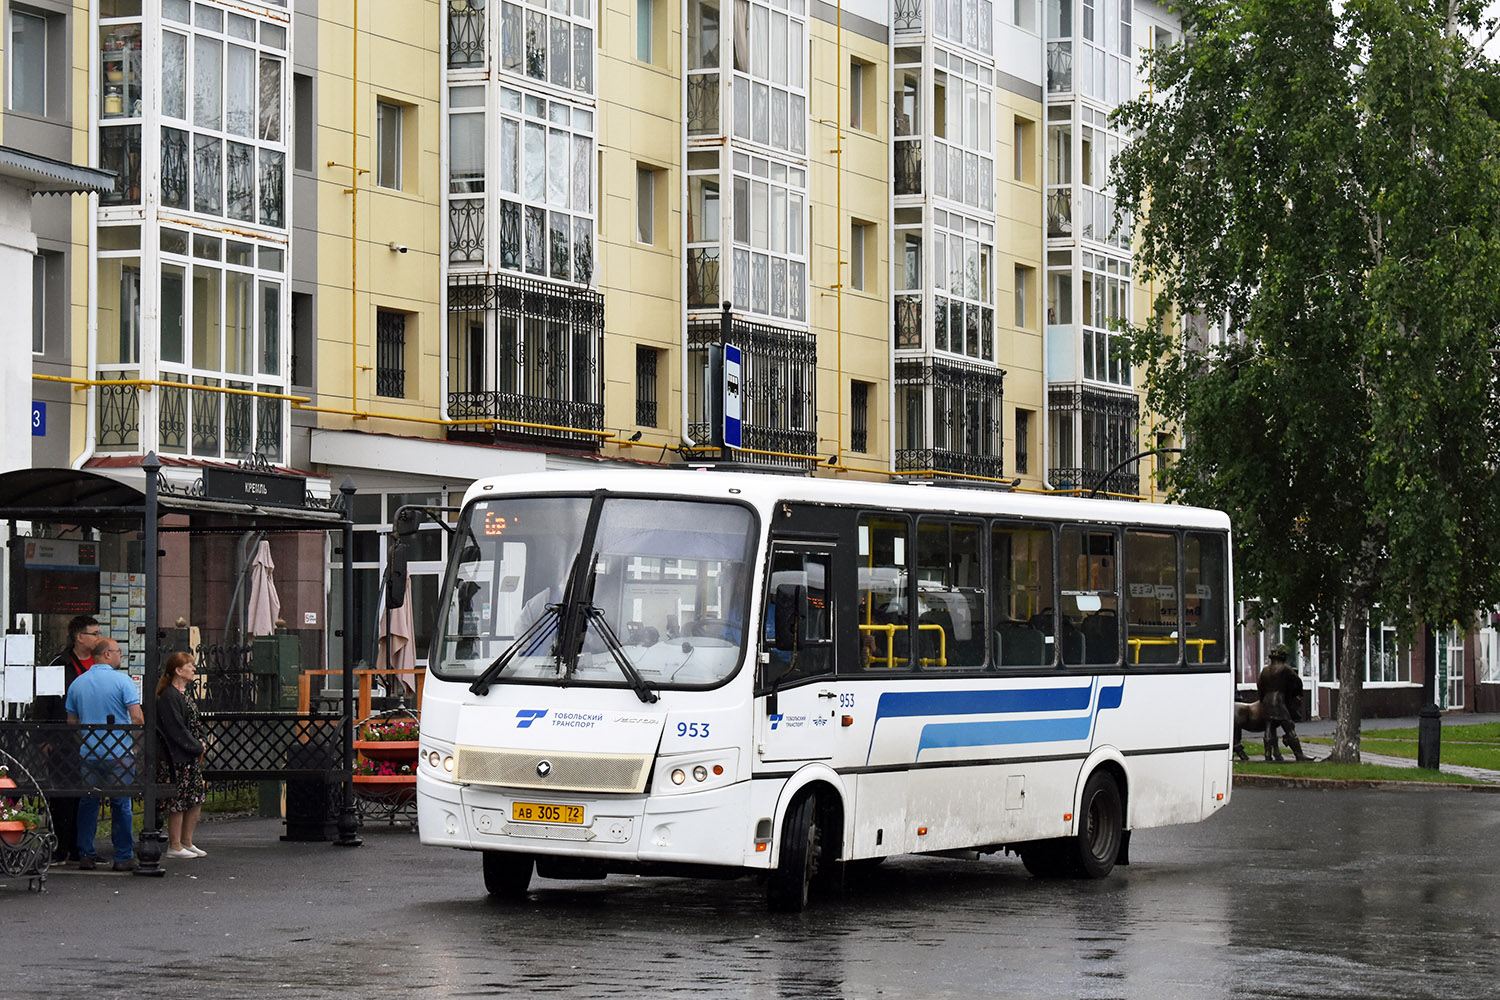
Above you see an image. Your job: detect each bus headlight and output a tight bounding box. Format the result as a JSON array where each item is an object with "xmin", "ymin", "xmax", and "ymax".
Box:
[
  {"xmin": 671, "ymin": 769, "xmax": 687, "ymax": 785},
  {"xmin": 656, "ymin": 750, "xmax": 738, "ymax": 793}
]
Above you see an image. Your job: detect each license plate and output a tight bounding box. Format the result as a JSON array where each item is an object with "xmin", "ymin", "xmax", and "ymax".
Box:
[{"xmin": 511, "ymin": 801, "xmax": 585, "ymax": 825}]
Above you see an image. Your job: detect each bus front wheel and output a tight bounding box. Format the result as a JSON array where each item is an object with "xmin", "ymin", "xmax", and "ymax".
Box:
[
  {"xmin": 767, "ymin": 793, "xmax": 821, "ymax": 912},
  {"xmin": 482, "ymin": 851, "xmax": 534, "ymax": 899}
]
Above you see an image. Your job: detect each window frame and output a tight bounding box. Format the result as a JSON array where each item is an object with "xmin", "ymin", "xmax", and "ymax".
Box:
[{"xmin": 377, "ymin": 99, "xmax": 404, "ymax": 190}]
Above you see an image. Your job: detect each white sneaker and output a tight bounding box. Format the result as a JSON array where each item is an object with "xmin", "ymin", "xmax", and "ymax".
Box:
[
  {"xmin": 186, "ymin": 845, "xmax": 207, "ymax": 857},
  {"xmin": 164, "ymin": 847, "xmax": 198, "ymax": 860}
]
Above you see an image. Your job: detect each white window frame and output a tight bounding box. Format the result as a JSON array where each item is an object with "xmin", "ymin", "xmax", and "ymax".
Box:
[
  {"xmin": 8, "ymin": 7, "xmax": 48, "ymax": 117},
  {"xmin": 377, "ymin": 100, "xmax": 403, "ymax": 190},
  {"xmin": 636, "ymin": 166, "xmax": 655, "ymax": 244}
]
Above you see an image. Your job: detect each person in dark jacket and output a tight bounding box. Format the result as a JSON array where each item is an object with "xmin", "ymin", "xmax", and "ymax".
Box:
[
  {"xmin": 34, "ymin": 615, "xmax": 103, "ymax": 862},
  {"xmin": 155, "ymin": 651, "xmax": 208, "ymax": 859},
  {"xmin": 1258, "ymin": 646, "xmax": 1310, "ymax": 762}
]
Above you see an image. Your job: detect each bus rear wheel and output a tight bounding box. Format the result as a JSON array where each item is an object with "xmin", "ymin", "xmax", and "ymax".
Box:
[
  {"xmin": 482, "ymin": 851, "xmax": 534, "ymax": 899},
  {"xmin": 1073, "ymin": 770, "xmax": 1123, "ymax": 878},
  {"xmin": 767, "ymin": 793, "xmax": 821, "ymax": 913}
]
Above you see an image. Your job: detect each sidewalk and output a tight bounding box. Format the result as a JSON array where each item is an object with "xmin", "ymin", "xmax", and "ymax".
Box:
[{"xmin": 1280, "ymin": 712, "xmax": 1500, "ymax": 785}]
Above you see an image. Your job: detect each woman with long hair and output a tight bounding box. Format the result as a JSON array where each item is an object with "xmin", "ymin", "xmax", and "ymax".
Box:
[{"xmin": 155, "ymin": 651, "xmax": 208, "ymax": 859}]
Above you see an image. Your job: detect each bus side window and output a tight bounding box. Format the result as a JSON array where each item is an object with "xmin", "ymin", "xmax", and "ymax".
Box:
[
  {"xmin": 1061, "ymin": 528, "xmax": 1121, "ymax": 666},
  {"xmin": 857, "ymin": 514, "xmax": 911, "ymax": 669},
  {"xmin": 991, "ymin": 522, "xmax": 1055, "ymax": 667},
  {"xmin": 1184, "ymin": 532, "xmax": 1228, "ymax": 665}
]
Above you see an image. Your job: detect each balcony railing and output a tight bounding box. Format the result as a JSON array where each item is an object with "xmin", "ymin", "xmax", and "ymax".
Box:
[
  {"xmin": 95, "ymin": 376, "xmax": 286, "ymax": 462},
  {"xmin": 1047, "ymin": 41, "xmax": 1073, "ymax": 93},
  {"xmin": 895, "ymin": 139, "xmax": 922, "ymax": 196},
  {"xmin": 1048, "ymin": 384, "xmax": 1141, "ymax": 498},
  {"xmin": 894, "ymin": 357, "xmax": 1005, "ymax": 481},
  {"xmin": 687, "ymin": 73, "xmax": 719, "ymax": 135},
  {"xmin": 1047, "ymin": 188, "xmax": 1072, "ymax": 238},
  {"xmin": 686, "ymin": 310, "xmax": 817, "ymax": 469},
  {"xmin": 447, "ymin": 271, "xmax": 605, "ymax": 449},
  {"xmin": 894, "ymin": 0, "xmax": 922, "ymax": 31}
]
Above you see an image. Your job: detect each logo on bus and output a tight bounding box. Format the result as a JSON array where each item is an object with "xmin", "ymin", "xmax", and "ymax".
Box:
[
  {"xmin": 769, "ymin": 714, "xmax": 784, "ymax": 730},
  {"xmin": 516, "ymin": 709, "xmax": 548, "ymax": 728},
  {"xmin": 536, "ymin": 760, "xmax": 552, "ymax": 777}
]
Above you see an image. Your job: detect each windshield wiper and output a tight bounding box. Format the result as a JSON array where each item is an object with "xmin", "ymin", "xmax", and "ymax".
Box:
[
  {"xmin": 563, "ymin": 562, "xmax": 658, "ymax": 704},
  {"xmin": 468, "ymin": 604, "xmax": 562, "ymax": 696}
]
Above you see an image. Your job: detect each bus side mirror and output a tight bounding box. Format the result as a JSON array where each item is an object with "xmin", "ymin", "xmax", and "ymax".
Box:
[
  {"xmin": 386, "ymin": 537, "xmax": 410, "ymax": 610},
  {"xmin": 773, "ymin": 584, "xmax": 806, "ymax": 652}
]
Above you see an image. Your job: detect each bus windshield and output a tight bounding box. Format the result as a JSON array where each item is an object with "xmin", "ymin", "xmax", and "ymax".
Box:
[{"xmin": 432, "ymin": 494, "xmax": 758, "ymax": 689}]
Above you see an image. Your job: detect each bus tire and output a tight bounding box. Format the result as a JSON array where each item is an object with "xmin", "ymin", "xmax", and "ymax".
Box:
[
  {"xmin": 482, "ymin": 851, "xmax": 534, "ymax": 899},
  {"xmin": 1019, "ymin": 840, "xmax": 1071, "ymax": 878},
  {"xmin": 767, "ymin": 793, "xmax": 820, "ymax": 912},
  {"xmin": 1071, "ymin": 770, "xmax": 1123, "ymax": 879}
]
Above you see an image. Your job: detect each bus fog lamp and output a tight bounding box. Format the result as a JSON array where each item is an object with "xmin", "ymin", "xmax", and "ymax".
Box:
[{"xmin": 692, "ymin": 765, "xmax": 708, "ymax": 782}]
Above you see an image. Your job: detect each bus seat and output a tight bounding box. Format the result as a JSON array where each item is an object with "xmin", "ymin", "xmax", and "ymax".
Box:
[
  {"xmin": 1081, "ymin": 610, "xmax": 1120, "ymax": 665},
  {"xmin": 995, "ymin": 622, "xmax": 1046, "ymax": 666}
]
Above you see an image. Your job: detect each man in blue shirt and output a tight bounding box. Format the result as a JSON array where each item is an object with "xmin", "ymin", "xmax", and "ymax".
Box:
[{"xmin": 64, "ymin": 638, "xmax": 143, "ymax": 871}]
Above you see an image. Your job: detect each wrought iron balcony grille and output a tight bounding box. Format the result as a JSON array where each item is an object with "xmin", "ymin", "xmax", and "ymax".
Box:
[
  {"xmin": 448, "ymin": 0, "xmax": 486, "ymax": 68},
  {"xmin": 1048, "ymin": 384, "xmax": 1141, "ymax": 497},
  {"xmin": 686, "ymin": 312, "xmax": 817, "ymax": 470},
  {"xmin": 894, "ymin": 357, "xmax": 1005, "ymax": 481},
  {"xmin": 894, "ymin": 0, "xmax": 923, "ymax": 32},
  {"xmin": 447, "ymin": 271, "xmax": 605, "ymax": 449}
]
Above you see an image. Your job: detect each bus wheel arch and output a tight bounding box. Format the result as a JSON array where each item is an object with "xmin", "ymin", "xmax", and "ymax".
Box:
[
  {"xmin": 766, "ymin": 771, "xmax": 846, "ymax": 912},
  {"xmin": 1073, "ymin": 758, "xmax": 1127, "ymax": 879}
]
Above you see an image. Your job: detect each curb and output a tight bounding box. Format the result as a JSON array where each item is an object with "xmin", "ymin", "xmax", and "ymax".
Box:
[{"xmin": 1234, "ymin": 773, "xmax": 1500, "ymax": 792}]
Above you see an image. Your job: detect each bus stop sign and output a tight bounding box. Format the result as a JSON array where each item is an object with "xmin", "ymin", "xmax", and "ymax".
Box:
[{"xmin": 723, "ymin": 343, "xmax": 742, "ymax": 449}]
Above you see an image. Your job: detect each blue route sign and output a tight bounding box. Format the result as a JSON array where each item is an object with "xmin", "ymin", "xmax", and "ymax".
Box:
[{"xmin": 723, "ymin": 343, "xmax": 742, "ymax": 449}]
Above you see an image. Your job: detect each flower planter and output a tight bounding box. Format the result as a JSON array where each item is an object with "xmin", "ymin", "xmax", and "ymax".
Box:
[
  {"xmin": 353, "ymin": 739, "xmax": 419, "ymax": 763},
  {"xmin": 0, "ymin": 820, "xmax": 30, "ymax": 847},
  {"xmin": 351, "ymin": 774, "xmax": 415, "ymax": 805}
]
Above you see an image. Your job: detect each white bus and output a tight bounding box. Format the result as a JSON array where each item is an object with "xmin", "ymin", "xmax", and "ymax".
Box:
[{"xmin": 416, "ymin": 469, "xmax": 1234, "ymax": 910}]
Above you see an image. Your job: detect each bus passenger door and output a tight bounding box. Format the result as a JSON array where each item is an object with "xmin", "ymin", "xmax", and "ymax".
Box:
[{"xmin": 757, "ymin": 543, "xmax": 838, "ymax": 762}]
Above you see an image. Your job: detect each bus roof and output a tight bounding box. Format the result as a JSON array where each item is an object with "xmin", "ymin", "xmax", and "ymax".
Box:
[{"xmin": 460, "ymin": 468, "xmax": 1232, "ymax": 532}]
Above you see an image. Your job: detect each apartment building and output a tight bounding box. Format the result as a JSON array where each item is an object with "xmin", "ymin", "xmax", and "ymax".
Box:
[{"xmin": 4, "ymin": 0, "xmax": 1180, "ymax": 668}]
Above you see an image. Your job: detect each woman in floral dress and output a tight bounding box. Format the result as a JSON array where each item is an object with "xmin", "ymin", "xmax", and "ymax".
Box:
[{"xmin": 155, "ymin": 651, "xmax": 208, "ymax": 859}]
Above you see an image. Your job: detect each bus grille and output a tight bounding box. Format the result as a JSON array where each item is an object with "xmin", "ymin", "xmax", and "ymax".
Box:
[{"xmin": 454, "ymin": 747, "xmax": 652, "ymax": 794}]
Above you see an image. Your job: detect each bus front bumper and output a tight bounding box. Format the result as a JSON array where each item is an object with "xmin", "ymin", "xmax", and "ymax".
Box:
[{"xmin": 417, "ymin": 770, "xmax": 762, "ymax": 869}]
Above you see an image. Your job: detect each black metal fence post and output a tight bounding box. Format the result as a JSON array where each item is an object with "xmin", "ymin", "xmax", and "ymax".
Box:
[
  {"xmin": 135, "ymin": 451, "xmax": 166, "ymax": 876},
  {"xmin": 334, "ymin": 478, "xmax": 362, "ymax": 847}
]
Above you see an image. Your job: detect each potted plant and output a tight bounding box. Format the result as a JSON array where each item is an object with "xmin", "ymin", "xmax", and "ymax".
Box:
[
  {"xmin": 0, "ymin": 801, "xmax": 41, "ymax": 847},
  {"xmin": 352, "ymin": 757, "xmax": 417, "ymax": 804}
]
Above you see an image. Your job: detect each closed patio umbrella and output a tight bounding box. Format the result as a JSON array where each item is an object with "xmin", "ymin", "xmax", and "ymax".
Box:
[
  {"xmin": 377, "ymin": 576, "xmax": 417, "ymax": 691},
  {"xmin": 246, "ymin": 539, "xmax": 281, "ymax": 637}
]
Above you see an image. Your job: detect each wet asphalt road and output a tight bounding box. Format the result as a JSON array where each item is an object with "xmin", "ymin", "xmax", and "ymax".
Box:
[{"xmin": 3, "ymin": 786, "xmax": 1498, "ymax": 999}]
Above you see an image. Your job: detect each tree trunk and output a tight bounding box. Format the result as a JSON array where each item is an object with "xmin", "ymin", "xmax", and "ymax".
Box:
[{"xmin": 1330, "ymin": 604, "xmax": 1365, "ymax": 763}]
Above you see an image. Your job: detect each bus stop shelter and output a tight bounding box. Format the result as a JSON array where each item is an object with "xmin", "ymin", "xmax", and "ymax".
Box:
[{"xmin": 0, "ymin": 453, "xmax": 362, "ymax": 879}]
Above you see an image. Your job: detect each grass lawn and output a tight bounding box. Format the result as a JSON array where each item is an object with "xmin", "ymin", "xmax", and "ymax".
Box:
[
  {"xmin": 1354, "ymin": 722, "xmax": 1500, "ymax": 744},
  {"xmin": 1233, "ymin": 741, "xmax": 1483, "ymax": 784},
  {"xmin": 1303, "ymin": 733, "xmax": 1500, "ymax": 771}
]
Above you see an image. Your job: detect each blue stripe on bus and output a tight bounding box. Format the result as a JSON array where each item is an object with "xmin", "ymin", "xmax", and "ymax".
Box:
[
  {"xmin": 866, "ymin": 679, "xmax": 1127, "ymax": 762},
  {"xmin": 917, "ymin": 716, "xmax": 1094, "ymax": 750}
]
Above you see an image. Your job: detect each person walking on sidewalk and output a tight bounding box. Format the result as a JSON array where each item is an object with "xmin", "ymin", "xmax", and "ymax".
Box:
[
  {"xmin": 64, "ymin": 638, "xmax": 143, "ymax": 871},
  {"xmin": 1258, "ymin": 646, "xmax": 1311, "ymax": 762}
]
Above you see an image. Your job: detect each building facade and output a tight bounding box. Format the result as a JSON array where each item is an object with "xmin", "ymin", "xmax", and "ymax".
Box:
[{"xmin": 5, "ymin": 0, "xmax": 1488, "ymax": 714}]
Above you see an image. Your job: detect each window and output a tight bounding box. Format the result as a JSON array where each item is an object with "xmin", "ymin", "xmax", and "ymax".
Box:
[
  {"xmin": 377, "ymin": 100, "xmax": 403, "ymax": 189},
  {"xmin": 849, "ymin": 221, "xmax": 872, "ymax": 291},
  {"xmin": 293, "ymin": 73, "xmax": 313, "ymax": 171},
  {"xmin": 850, "ymin": 58, "xmax": 875, "ymax": 131},
  {"xmin": 8, "ymin": 6, "xmax": 55, "ymax": 117},
  {"xmin": 1014, "ymin": 264, "xmax": 1033, "ymax": 327},
  {"xmin": 376, "ymin": 309, "xmax": 408, "ymax": 398},
  {"xmin": 1124, "ymin": 530, "xmax": 1178, "ymax": 665},
  {"xmin": 1364, "ymin": 620, "xmax": 1411, "ymax": 685},
  {"xmin": 291, "ymin": 291, "xmax": 314, "ymax": 387},
  {"xmin": 1013, "ymin": 115, "xmax": 1035, "ymax": 183},
  {"xmin": 992, "ymin": 522, "xmax": 1054, "ymax": 666},
  {"xmin": 858, "ymin": 514, "xmax": 911, "ymax": 670},
  {"xmin": 635, "ymin": 345, "xmax": 660, "ymax": 426},
  {"xmin": 1012, "ymin": 0, "xmax": 1037, "ymax": 32},
  {"xmin": 915, "ymin": 519, "xmax": 986, "ymax": 668},
  {"xmin": 1479, "ymin": 623, "xmax": 1500, "ymax": 685},
  {"xmin": 851, "ymin": 380, "xmax": 870, "ymax": 453},
  {"xmin": 1438, "ymin": 625, "xmax": 1465, "ymax": 709},
  {"xmin": 1060, "ymin": 527, "xmax": 1119, "ymax": 666},
  {"xmin": 1014, "ymin": 408, "xmax": 1031, "ymax": 475},
  {"xmin": 636, "ymin": 166, "xmax": 657, "ymax": 244},
  {"xmin": 637, "ymin": 0, "xmax": 656, "ymax": 63}
]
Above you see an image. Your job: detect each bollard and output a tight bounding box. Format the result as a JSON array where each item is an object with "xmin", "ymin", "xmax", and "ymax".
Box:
[{"xmin": 1417, "ymin": 703, "xmax": 1441, "ymax": 770}]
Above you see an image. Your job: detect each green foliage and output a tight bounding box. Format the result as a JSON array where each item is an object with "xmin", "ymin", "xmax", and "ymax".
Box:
[
  {"xmin": 1355, "ymin": 723, "xmax": 1500, "ymax": 744},
  {"xmin": 1114, "ymin": 1, "xmax": 1500, "ymax": 759},
  {"xmin": 1233, "ymin": 758, "xmax": 1479, "ymax": 784}
]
